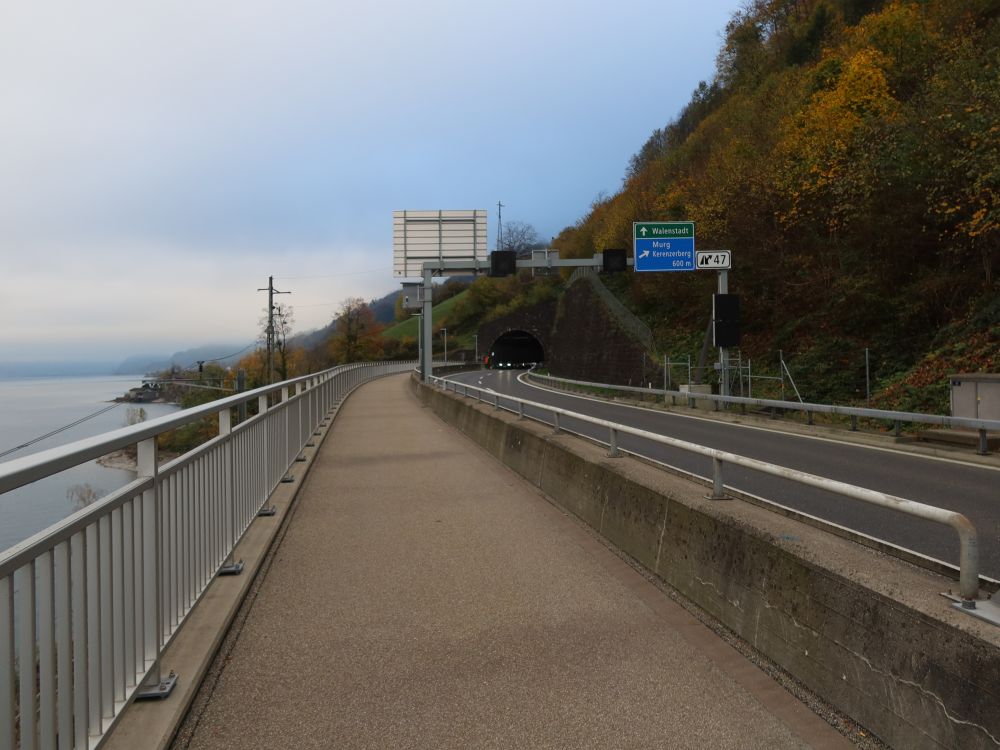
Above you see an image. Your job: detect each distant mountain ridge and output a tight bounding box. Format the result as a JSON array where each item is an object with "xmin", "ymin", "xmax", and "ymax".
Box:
[{"xmin": 113, "ymin": 343, "xmax": 253, "ymax": 375}]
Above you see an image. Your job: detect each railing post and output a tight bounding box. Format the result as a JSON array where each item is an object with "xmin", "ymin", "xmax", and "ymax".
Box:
[
  {"xmin": 979, "ymin": 429, "xmax": 989, "ymax": 456},
  {"xmin": 609, "ymin": 428, "xmax": 620, "ymax": 457},
  {"xmin": 518, "ymin": 401, "xmax": 524, "ymax": 420},
  {"xmin": 552, "ymin": 411, "xmax": 561, "ymax": 434},
  {"xmin": 136, "ymin": 437, "xmax": 176, "ymax": 699},
  {"xmin": 850, "ymin": 415, "xmax": 858, "ymax": 431},
  {"xmin": 0, "ymin": 575, "xmax": 13, "ymax": 750},
  {"xmin": 218, "ymin": 407, "xmax": 243, "ymax": 576}
]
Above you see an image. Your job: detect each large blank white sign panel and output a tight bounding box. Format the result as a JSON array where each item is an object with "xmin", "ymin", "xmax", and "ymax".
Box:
[{"xmin": 393, "ymin": 209, "xmax": 488, "ymax": 278}]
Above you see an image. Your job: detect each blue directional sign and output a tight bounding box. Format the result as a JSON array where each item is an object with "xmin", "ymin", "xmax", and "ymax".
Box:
[{"xmin": 633, "ymin": 222, "xmax": 695, "ymax": 272}]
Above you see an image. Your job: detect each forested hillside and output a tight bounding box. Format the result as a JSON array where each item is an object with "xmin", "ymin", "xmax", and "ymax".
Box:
[{"xmin": 555, "ymin": 0, "xmax": 998, "ymax": 406}]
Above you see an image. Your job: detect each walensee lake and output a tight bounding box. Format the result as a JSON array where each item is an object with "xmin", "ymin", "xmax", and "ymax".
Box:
[{"xmin": 0, "ymin": 375, "xmax": 180, "ymax": 553}]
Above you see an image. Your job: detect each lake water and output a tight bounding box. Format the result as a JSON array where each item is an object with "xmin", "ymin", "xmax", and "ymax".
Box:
[{"xmin": 0, "ymin": 375, "xmax": 180, "ymax": 554}]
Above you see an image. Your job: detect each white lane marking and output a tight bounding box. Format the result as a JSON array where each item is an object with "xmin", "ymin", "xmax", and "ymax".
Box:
[{"xmin": 513, "ymin": 373, "xmax": 1000, "ymax": 473}]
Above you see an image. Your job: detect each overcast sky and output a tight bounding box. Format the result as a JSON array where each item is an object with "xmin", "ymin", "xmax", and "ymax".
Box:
[{"xmin": 2, "ymin": 1, "xmax": 740, "ymax": 365}]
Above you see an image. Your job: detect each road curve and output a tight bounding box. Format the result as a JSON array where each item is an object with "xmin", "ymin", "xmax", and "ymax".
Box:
[{"xmin": 445, "ymin": 369, "xmax": 1000, "ymax": 580}]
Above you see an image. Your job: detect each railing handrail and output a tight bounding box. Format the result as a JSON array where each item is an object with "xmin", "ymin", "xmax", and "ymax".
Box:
[
  {"xmin": 0, "ymin": 359, "xmax": 415, "ymax": 750},
  {"xmin": 0, "ymin": 361, "xmax": 373, "ymax": 495},
  {"xmin": 528, "ymin": 371, "xmax": 1000, "ymax": 433},
  {"xmin": 432, "ymin": 374, "xmax": 980, "ymax": 601}
]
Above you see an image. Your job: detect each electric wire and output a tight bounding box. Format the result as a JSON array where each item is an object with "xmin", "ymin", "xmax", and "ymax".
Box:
[
  {"xmin": 0, "ymin": 402, "xmax": 122, "ymax": 460},
  {"xmin": 275, "ymin": 269, "xmax": 384, "ymax": 280},
  {"xmin": 180, "ymin": 342, "xmax": 258, "ymax": 370}
]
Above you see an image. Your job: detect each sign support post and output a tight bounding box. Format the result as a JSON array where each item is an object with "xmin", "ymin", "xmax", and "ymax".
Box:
[
  {"xmin": 421, "ymin": 268, "xmax": 433, "ymax": 382},
  {"xmin": 718, "ymin": 269, "xmax": 729, "ymax": 397}
]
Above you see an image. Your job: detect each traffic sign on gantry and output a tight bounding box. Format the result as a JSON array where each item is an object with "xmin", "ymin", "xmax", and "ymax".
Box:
[
  {"xmin": 393, "ymin": 209, "xmax": 488, "ymax": 278},
  {"xmin": 633, "ymin": 221, "xmax": 695, "ymax": 272},
  {"xmin": 696, "ymin": 250, "xmax": 731, "ymax": 270}
]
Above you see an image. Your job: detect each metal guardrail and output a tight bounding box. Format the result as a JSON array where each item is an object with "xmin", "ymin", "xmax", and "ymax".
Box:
[
  {"xmin": 430, "ymin": 375, "xmax": 981, "ymax": 603},
  {"xmin": 0, "ymin": 360, "xmax": 413, "ymax": 750},
  {"xmin": 528, "ymin": 372, "xmax": 1000, "ymax": 455}
]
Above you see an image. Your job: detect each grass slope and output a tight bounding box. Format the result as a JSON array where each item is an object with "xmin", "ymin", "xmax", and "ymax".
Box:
[{"xmin": 381, "ymin": 290, "xmax": 469, "ymax": 342}]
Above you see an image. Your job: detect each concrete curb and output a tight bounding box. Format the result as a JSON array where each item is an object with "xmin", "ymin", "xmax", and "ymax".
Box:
[{"xmin": 102, "ymin": 399, "xmax": 347, "ymax": 750}]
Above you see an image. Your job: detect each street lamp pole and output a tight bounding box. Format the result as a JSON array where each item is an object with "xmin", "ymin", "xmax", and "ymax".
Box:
[
  {"xmin": 441, "ymin": 328, "xmax": 448, "ymax": 363},
  {"xmin": 473, "ymin": 334, "xmax": 479, "ymax": 365}
]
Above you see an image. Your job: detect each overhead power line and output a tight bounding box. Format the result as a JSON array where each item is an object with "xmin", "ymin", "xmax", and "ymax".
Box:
[
  {"xmin": 0, "ymin": 403, "xmax": 122, "ymax": 460},
  {"xmin": 275, "ymin": 268, "xmax": 384, "ymax": 280},
  {"xmin": 180, "ymin": 342, "xmax": 258, "ymax": 370}
]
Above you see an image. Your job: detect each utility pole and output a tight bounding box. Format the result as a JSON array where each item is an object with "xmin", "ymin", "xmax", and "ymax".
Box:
[
  {"xmin": 257, "ymin": 276, "xmax": 291, "ymax": 386},
  {"xmin": 497, "ymin": 201, "xmax": 505, "ymax": 253}
]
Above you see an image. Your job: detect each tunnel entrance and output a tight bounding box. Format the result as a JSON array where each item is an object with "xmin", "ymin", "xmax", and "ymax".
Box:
[{"xmin": 488, "ymin": 330, "xmax": 544, "ymax": 369}]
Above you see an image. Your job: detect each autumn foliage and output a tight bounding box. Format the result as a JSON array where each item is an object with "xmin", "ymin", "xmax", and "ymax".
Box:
[{"xmin": 555, "ymin": 0, "xmax": 999, "ymax": 407}]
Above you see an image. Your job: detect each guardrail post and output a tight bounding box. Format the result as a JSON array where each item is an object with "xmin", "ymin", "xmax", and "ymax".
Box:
[
  {"xmin": 979, "ymin": 429, "xmax": 989, "ymax": 456},
  {"xmin": 709, "ymin": 457, "xmax": 726, "ymax": 500},
  {"xmin": 552, "ymin": 412, "xmax": 561, "ymax": 434},
  {"xmin": 494, "ymin": 393, "xmax": 499, "ymax": 410},
  {"xmin": 894, "ymin": 420, "xmax": 901, "ymax": 438},
  {"xmin": 609, "ymin": 428, "xmax": 621, "ymax": 457},
  {"xmin": 518, "ymin": 401, "xmax": 524, "ymax": 420},
  {"xmin": 850, "ymin": 415, "xmax": 858, "ymax": 431},
  {"xmin": 806, "ymin": 410, "xmax": 813, "ymax": 425},
  {"xmin": 958, "ymin": 523, "xmax": 980, "ymax": 603}
]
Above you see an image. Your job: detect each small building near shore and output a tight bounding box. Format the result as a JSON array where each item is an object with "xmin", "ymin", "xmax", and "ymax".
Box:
[{"xmin": 124, "ymin": 383, "xmax": 160, "ymax": 403}]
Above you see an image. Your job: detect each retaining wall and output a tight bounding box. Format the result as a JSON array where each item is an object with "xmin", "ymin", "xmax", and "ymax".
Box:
[{"xmin": 413, "ymin": 378, "xmax": 1000, "ymax": 750}]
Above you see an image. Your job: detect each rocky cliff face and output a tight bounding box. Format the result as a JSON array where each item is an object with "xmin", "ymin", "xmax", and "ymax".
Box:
[{"xmin": 478, "ymin": 282, "xmax": 659, "ymax": 387}]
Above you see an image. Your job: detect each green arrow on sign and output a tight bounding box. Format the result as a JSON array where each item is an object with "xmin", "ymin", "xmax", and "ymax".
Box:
[{"xmin": 634, "ymin": 221, "xmax": 694, "ymax": 239}]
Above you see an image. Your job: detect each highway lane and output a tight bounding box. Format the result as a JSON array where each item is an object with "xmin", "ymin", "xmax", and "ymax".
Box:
[{"xmin": 444, "ymin": 369, "xmax": 1000, "ymax": 580}]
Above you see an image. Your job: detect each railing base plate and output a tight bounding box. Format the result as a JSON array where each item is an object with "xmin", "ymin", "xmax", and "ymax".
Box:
[
  {"xmin": 944, "ymin": 593, "xmax": 1000, "ymax": 627},
  {"xmin": 135, "ymin": 671, "xmax": 178, "ymax": 701},
  {"xmin": 218, "ymin": 560, "xmax": 245, "ymax": 576},
  {"xmin": 258, "ymin": 506, "xmax": 277, "ymax": 517}
]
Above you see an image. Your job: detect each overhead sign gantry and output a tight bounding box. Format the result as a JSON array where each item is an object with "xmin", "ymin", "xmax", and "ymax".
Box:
[{"xmin": 394, "ymin": 209, "xmax": 638, "ymax": 381}]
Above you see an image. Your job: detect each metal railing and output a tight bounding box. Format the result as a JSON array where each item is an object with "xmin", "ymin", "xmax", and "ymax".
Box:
[
  {"xmin": 528, "ymin": 372, "xmax": 1000, "ymax": 455},
  {"xmin": 0, "ymin": 360, "xmax": 413, "ymax": 750},
  {"xmin": 430, "ymin": 375, "xmax": 981, "ymax": 602}
]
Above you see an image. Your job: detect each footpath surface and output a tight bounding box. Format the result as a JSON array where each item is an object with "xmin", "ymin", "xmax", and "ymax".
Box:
[{"xmin": 175, "ymin": 374, "xmax": 851, "ymax": 750}]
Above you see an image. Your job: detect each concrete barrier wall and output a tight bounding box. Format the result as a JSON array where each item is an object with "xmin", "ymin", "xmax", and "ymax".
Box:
[{"xmin": 414, "ymin": 379, "xmax": 1000, "ymax": 750}]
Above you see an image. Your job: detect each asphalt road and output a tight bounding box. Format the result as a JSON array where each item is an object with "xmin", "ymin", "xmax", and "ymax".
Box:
[{"xmin": 445, "ymin": 369, "xmax": 1000, "ymax": 580}]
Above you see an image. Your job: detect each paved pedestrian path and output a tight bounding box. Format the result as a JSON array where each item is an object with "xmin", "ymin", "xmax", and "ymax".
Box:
[{"xmin": 176, "ymin": 374, "xmax": 851, "ymax": 749}]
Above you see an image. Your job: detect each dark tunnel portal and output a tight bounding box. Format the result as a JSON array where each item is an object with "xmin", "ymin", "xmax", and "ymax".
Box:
[{"xmin": 489, "ymin": 330, "xmax": 544, "ymax": 369}]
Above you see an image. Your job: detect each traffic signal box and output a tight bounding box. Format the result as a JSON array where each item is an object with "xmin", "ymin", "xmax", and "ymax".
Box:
[
  {"xmin": 602, "ymin": 248, "xmax": 627, "ymax": 273},
  {"xmin": 490, "ymin": 250, "xmax": 517, "ymax": 277},
  {"xmin": 713, "ymin": 294, "xmax": 740, "ymax": 347}
]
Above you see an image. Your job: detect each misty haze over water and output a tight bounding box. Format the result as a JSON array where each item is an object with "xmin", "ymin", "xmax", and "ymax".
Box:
[{"xmin": 0, "ymin": 375, "xmax": 179, "ymax": 552}]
